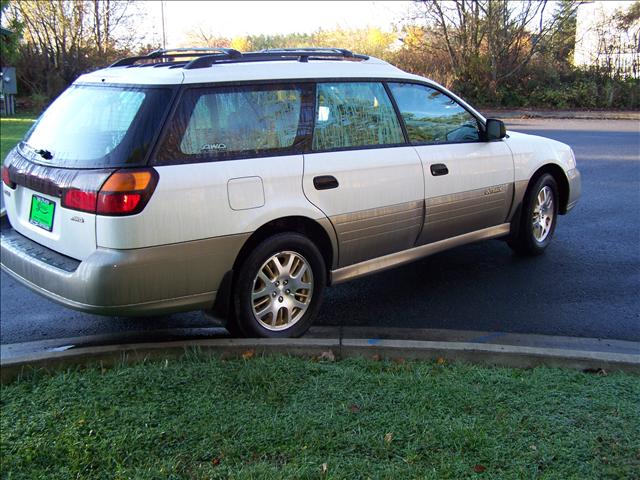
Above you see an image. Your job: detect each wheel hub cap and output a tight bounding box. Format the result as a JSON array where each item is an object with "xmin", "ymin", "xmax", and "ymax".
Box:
[
  {"xmin": 251, "ymin": 251, "xmax": 313, "ymax": 331},
  {"xmin": 532, "ymin": 185, "xmax": 554, "ymax": 242}
]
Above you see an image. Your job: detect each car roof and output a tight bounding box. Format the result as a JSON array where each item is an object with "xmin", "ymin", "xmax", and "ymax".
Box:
[
  {"xmin": 75, "ymin": 54, "xmax": 486, "ymax": 122},
  {"xmin": 77, "ymin": 56, "xmax": 423, "ymax": 86}
]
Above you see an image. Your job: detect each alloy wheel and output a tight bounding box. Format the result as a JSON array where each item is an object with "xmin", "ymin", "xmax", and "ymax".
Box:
[
  {"xmin": 251, "ymin": 251, "xmax": 314, "ymax": 331},
  {"xmin": 532, "ymin": 185, "xmax": 554, "ymax": 242}
]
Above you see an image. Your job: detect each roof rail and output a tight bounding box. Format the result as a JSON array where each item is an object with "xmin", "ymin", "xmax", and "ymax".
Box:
[
  {"xmin": 259, "ymin": 47, "xmax": 356, "ymax": 56},
  {"xmin": 109, "ymin": 47, "xmax": 242, "ymax": 67},
  {"xmin": 183, "ymin": 47, "xmax": 369, "ymax": 70},
  {"xmin": 109, "ymin": 47, "xmax": 369, "ymax": 69}
]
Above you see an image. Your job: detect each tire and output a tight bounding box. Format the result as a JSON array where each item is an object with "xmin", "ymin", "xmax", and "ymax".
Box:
[
  {"xmin": 508, "ymin": 173, "xmax": 559, "ymax": 256},
  {"xmin": 231, "ymin": 232, "xmax": 326, "ymax": 338}
]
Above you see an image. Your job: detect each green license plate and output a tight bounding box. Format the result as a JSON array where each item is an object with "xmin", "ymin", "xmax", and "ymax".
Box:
[{"xmin": 29, "ymin": 194, "xmax": 55, "ymax": 232}]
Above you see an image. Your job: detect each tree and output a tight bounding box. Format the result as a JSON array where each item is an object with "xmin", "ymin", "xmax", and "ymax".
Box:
[
  {"xmin": 247, "ymin": 33, "xmax": 314, "ymax": 50},
  {"xmin": 542, "ymin": 0, "xmax": 578, "ymax": 67},
  {"xmin": 409, "ymin": 0, "xmax": 580, "ymax": 98},
  {"xmin": 314, "ymin": 27, "xmax": 397, "ymax": 59},
  {"xmin": 615, "ymin": 0, "xmax": 640, "ymax": 31},
  {"xmin": 0, "ymin": 0, "xmax": 22, "ymax": 67},
  {"xmin": 7, "ymin": 0, "xmax": 145, "ymax": 98},
  {"xmin": 230, "ymin": 36, "xmax": 251, "ymax": 52},
  {"xmin": 182, "ymin": 27, "xmax": 230, "ymax": 49}
]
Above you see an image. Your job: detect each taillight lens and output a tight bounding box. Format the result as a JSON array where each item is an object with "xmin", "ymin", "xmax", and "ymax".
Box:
[
  {"xmin": 97, "ymin": 170, "xmax": 156, "ymax": 215},
  {"xmin": 2, "ymin": 165, "xmax": 15, "ymax": 188},
  {"xmin": 63, "ymin": 189, "xmax": 98, "ymax": 212},
  {"xmin": 61, "ymin": 168, "xmax": 158, "ymax": 216},
  {"xmin": 98, "ymin": 192, "xmax": 142, "ymax": 214}
]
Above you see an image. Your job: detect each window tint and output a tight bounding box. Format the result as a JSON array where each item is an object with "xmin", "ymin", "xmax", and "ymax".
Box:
[
  {"xmin": 312, "ymin": 82, "xmax": 403, "ymax": 151},
  {"xmin": 22, "ymin": 85, "xmax": 172, "ymax": 168},
  {"xmin": 388, "ymin": 83, "xmax": 480, "ymax": 144},
  {"xmin": 157, "ymin": 86, "xmax": 304, "ymax": 163}
]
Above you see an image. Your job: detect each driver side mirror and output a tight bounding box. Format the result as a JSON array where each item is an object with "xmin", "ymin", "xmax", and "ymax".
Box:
[{"xmin": 485, "ymin": 118, "xmax": 506, "ymax": 141}]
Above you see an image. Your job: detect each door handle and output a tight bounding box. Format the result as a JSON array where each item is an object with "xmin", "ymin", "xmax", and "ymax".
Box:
[
  {"xmin": 430, "ymin": 163, "xmax": 449, "ymax": 176},
  {"xmin": 313, "ymin": 175, "xmax": 339, "ymax": 190}
]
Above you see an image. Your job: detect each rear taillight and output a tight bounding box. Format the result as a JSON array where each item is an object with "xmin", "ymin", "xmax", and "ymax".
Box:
[
  {"xmin": 61, "ymin": 168, "xmax": 158, "ymax": 216},
  {"xmin": 97, "ymin": 170, "xmax": 156, "ymax": 215},
  {"xmin": 62, "ymin": 189, "xmax": 98, "ymax": 212},
  {"xmin": 2, "ymin": 165, "xmax": 15, "ymax": 189}
]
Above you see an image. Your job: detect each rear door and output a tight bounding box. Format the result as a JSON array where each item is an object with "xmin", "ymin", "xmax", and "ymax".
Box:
[
  {"xmin": 302, "ymin": 81, "xmax": 424, "ymax": 267},
  {"xmin": 3, "ymin": 151, "xmax": 109, "ymax": 260},
  {"xmin": 387, "ymin": 82, "xmax": 514, "ymax": 244}
]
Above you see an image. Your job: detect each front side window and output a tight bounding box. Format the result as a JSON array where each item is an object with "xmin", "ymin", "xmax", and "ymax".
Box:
[
  {"xmin": 388, "ymin": 83, "xmax": 480, "ymax": 144},
  {"xmin": 156, "ymin": 85, "xmax": 306, "ymax": 163},
  {"xmin": 312, "ymin": 82, "xmax": 404, "ymax": 151}
]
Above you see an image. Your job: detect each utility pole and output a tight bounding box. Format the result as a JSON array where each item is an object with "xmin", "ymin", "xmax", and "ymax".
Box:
[{"xmin": 161, "ymin": 0, "xmax": 167, "ymax": 49}]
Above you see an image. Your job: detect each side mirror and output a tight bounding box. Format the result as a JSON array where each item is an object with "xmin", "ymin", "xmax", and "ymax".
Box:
[{"xmin": 485, "ymin": 118, "xmax": 506, "ymax": 140}]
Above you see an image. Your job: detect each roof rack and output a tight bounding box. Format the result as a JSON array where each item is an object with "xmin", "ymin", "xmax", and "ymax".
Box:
[
  {"xmin": 184, "ymin": 47, "xmax": 369, "ymax": 69},
  {"xmin": 259, "ymin": 47, "xmax": 359, "ymax": 57},
  {"xmin": 109, "ymin": 47, "xmax": 369, "ymax": 69},
  {"xmin": 109, "ymin": 47, "xmax": 242, "ymax": 67}
]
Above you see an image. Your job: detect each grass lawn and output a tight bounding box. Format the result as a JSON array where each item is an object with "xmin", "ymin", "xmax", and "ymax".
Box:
[
  {"xmin": 1, "ymin": 355, "xmax": 638, "ymax": 479},
  {"xmin": 0, "ymin": 115, "xmax": 36, "ymax": 163}
]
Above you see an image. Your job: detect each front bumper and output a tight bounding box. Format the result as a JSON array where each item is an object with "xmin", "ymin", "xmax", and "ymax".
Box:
[
  {"xmin": 565, "ymin": 168, "xmax": 581, "ymax": 213},
  {"xmin": 1, "ymin": 221, "xmax": 248, "ymax": 316}
]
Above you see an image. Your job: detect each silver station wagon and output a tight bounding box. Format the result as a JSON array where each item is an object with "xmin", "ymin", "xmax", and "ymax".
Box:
[{"xmin": 1, "ymin": 48, "xmax": 581, "ymax": 337}]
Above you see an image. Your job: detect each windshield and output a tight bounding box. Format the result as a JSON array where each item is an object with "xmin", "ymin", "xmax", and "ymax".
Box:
[{"xmin": 21, "ymin": 84, "xmax": 172, "ymax": 168}]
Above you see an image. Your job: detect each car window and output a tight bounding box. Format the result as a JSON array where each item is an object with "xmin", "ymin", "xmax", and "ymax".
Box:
[
  {"xmin": 388, "ymin": 83, "xmax": 480, "ymax": 144},
  {"xmin": 312, "ymin": 82, "xmax": 404, "ymax": 151},
  {"xmin": 156, "ymin": 86, "xmax": 304, "ymax": 163},
  {"xmin": 22, "ymin": 85, "xmax": 172, "ymax": 168}
]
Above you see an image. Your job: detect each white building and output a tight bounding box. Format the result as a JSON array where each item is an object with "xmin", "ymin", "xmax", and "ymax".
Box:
[{"xmin": 574, "ymin": 1, "xmax": 640, "ymax": 77}]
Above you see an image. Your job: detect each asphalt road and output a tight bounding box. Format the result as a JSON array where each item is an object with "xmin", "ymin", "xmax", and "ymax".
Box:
[{"xmin": 1, "ymin": 118, "xmax": 639, "ymax": 344}]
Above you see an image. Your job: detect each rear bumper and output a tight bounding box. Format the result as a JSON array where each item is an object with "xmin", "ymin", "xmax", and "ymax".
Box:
[
  {"xmin": 1, "ymin": 221, "xmax": 249, "ymax": 316},
  {"xmin": 565, "ymin": 168, "xmax": 581, "ymax": 213}
]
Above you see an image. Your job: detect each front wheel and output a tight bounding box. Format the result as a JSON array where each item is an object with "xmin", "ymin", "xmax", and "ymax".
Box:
[
  {"xmin": 508, "ymin": 173, "xmax": 559, "ymax": 256},
  {"xmin": 230, "ymin": 233, "xmax": 326, "ymax": 338}
]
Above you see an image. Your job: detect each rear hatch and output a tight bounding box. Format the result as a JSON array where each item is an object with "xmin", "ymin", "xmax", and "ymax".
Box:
[{"xmin": 2, "ymin": 83, "xmax": 172, "ymax": 261}]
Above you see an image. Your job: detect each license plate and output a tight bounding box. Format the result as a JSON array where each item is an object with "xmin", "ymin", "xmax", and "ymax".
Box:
[{"xmin": 29, "ymin": 194, "xmax": 55, "ymax": 232}]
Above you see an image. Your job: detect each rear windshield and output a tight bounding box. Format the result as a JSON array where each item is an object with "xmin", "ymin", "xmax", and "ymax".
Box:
[{"xmin": 20, "ymin": 84, "xmax": 172, "ymax": 168}]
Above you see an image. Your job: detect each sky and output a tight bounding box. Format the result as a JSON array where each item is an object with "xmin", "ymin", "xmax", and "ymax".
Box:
[{"xmin": 141, "ymin": 1, "xmax": 414, "ymax": 47}]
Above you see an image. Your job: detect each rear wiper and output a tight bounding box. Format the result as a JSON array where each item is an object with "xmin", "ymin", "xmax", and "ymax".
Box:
[{"xmin": 36, "ymin": 149, "xmax": 53, "ymax": 160}]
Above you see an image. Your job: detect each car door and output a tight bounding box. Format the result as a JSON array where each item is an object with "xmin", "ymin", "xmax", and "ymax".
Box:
[
  {"xmin": 302, "ymin": 81, "xmax": 425, "ymax": 267},
  {"xmin": 387, "ymin": 82, "xmax": 514, "ymax": 245}
]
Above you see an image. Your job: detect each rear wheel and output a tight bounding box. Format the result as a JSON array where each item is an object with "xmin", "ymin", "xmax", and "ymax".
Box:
[
  {"xmin": 230, "ymin": 233, "xmax": 326, "ymax": 337},
  {"xmin": 508, "ymin": 173, "xmax": 559, "ymax": 256}
]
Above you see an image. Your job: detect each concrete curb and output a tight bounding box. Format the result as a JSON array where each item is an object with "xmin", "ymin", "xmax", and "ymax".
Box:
[
  {"xmin": 483, "ymin": 109, "xmax": 640, "ymax": 121},
  {"xmin": 2, "ymin": 337, "xmax": 638, "ymax": 384}
]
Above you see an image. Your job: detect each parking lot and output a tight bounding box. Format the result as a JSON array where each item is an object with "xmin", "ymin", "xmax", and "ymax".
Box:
[{"xmin": 1, "ymin": 118, "xmax": 639, "ymax": 344}]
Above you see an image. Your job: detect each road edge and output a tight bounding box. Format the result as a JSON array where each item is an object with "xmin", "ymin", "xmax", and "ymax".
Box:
[
  {"xmin": 2, "ymin": 337, "xmax": 638, "ymax": 384},
  {"xmin": 482, "ymin": 109, "xmax": 640, "ymax": 120}
]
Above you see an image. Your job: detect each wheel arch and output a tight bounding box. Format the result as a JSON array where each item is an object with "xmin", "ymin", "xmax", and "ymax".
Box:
[
  {"xmin": 508, "ymin": 163, "xmax": 570, "ymax": 242},
  {"xmin": 233, "ymin": 215, "xmax": 337, "ymax": 276},
  {"xmin": 526, "ymin": 163, "xmax": 570, "ymax": 214}
]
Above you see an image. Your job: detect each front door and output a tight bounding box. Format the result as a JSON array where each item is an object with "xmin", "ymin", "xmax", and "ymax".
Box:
[{"xmin": 387, "ymin": 82, "xmax": 514, "ymax": 244}]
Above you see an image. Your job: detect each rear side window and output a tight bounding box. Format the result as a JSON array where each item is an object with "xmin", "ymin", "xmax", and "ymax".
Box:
[
  {"xmin": 388, "ymin": 83, "xmax": 480, "ymax": 144},
  {"xmin": 312, "ymin": 82, "xmax": 404, "ymax": 151},
  {"xmin": 156, "ymin": 85, "xmax": 308, "ymax": 164}
]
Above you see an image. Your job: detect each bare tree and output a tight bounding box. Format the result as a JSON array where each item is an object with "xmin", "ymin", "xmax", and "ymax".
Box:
[
  {"xmin": 411, "ymin": 0, "xmax": 581, "ymax": 92},
  {"xmin": 8, "ymin": 0, "xmax": 145, "ymax": 98},
  {"xmin": 182, "ymin": 26, "xmax": 231, "ymax": 48}
]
